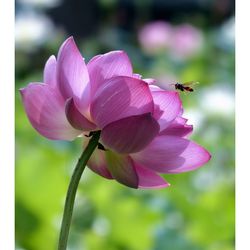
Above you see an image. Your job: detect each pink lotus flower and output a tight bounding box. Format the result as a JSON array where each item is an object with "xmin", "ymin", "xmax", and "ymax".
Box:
[
  {"xmin": 170, "ymin": 24, "xmax": 203, "ymax": 58},
  {"xmin": 138, "ymin": 21, "xmax": 173, "ymax": 54},
  {"xmin": 20, "ymin": 37, "xmax": 211, "ymax": 189},
  {"xmin": 138, "ymin": 21, "xmax": 203, "ymax": 58}
]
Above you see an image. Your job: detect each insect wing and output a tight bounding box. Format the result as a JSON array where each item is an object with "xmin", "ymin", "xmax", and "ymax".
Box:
[{"xmin": 182, "ymin": 81, "xmax": 199, "ymax": 87}]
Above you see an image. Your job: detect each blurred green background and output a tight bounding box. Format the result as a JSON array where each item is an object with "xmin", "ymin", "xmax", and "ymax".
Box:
[{"xmin": 15, "ymin": 0, "xmax": 235, "ymax": 249}]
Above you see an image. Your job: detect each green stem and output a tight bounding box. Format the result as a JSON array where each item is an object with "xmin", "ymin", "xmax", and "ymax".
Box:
[{"xmin": 58, "ymin": 131, "xmax": 101, "ymax": 250}]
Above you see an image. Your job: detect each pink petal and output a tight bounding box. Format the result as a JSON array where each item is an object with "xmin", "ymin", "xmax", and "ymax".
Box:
[
  {"xmin": 57, "ymin": 37, "xmax": 90, "ymax": 115},
  {"xmin": 152, "ymin": 91, "xmax": 182, "ymax": 131},
  {"xmin": 87, "ymin": 148, "xmax": 113, "ymax": 179},
  {"xmin": 101, "ymin": 113, "xmax": 159, "ymax": 154},
  {"xmin": 144, "ymin": 78, "xmax": 156, "ymax": 85},
  {"xmin": 131, "ymin": 135, "xmax": 211, "ymax": 173},
  {"xmin": 134, "ymin": 162, "xmax": 170, "ymax": 189},
  {"xmin": 43, "ymin": 55, "xmax": 57, "ymax": 87},
  {"xmin": 149, "ymin": 84, "xmax": 164, "ymax": 92},
  {"xmin": 132, "ymin": 75, "xmax": 157, "ymax": 85},
  {"xmin": 65, "ymin": 98, "xmax": 97, "ymax": 131},
  {"xmin": 159, "ymin": 117, "xmax": 193, "ymax": 137},
  {"xmin": 91, "ymin": 76, "xmax": 154, "ymax": 128},
  {"xmin": 20, "ymin": 83, "xmax": 82, "ymax": 140},
  {"xmin": 105, "ymin": 151, "xmax": 138, "ymax": 188},
  {"xmin": 178, "ymin": 108, "xmax": 184, "ymax": 116},
  {"xmin": 87, "ymin": 50, "xmax": 133, "ymax": 96},
  {"xmin": 173, "ymin": 116, "xmax": 188, "ymax": 125}
]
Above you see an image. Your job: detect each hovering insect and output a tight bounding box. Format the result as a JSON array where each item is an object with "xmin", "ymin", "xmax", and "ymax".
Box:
[{"xmin": 174, "ymin": 81, "xmax": 199, "ymax": 93}]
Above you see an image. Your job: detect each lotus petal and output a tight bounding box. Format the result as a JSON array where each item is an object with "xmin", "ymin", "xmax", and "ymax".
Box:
[
  {"xmin": 43, "ymin": 55, "xmax": 57, "ymax": 87},
  {"xmin": 131, "ymin": 135, "xmax": 211, "ymax": 173},
  {"xmin": 91, "ymin": 76, "xmax": 154, "ymax": 128},
  {"xmin": 152, "ymin": 91, "xmax": 182, "ymax": 131},
  {"xmin": 20, "ymin": 83, "xmax": 81, "ymax": 140},
  {"xmin": 57, "ymin": 37, "xmax": 90, "ymax": 115},
  {"xmin": 101, "ymin": 113, "xmax": 159, "ymax": 154},
  {"xmin": 65, "ymin": 98, "xmax": 96, "ymax": 131},
  {"xmin": 105, "ymin": 151, "xmax": 138, "ymax": 188},
  {"xmin": 87, "ymin": 50, "xmax": 133, "ymax": 95},
  {"xmin": 134, "ymin": 163, "xmax": 170, "ymax": 189}
]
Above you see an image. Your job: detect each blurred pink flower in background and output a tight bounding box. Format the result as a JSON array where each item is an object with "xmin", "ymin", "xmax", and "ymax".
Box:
[
  {"xmin": 20, "ymin": 37, "xmax": 210, "ymax": 189},
  {"xmin": 138, "ymin": 21, "xmax": 203, "ymax": 58},
  {"xmin": 171, "ymin": 24, "xmax": 203, "ymax": 58},
  {"xmin": 138, "ymin": 21, "xmax": 173, "ymax": 54}
]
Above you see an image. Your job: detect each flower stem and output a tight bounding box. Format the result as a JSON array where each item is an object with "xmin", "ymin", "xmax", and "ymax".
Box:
[{"xmin": 58, "ymin": 131, "xmax": 101, "ymax": 250}]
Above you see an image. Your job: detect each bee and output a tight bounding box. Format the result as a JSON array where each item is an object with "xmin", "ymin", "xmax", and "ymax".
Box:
[{"xmin": 174, "ymin": 81, "xmax": 199, "ymax": 93}]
